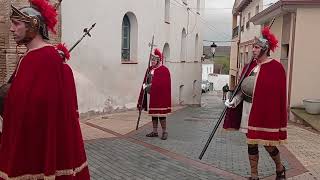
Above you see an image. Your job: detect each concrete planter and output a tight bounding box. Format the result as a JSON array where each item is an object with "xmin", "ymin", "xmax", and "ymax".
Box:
[{"xmin": 303, "ymin": 99, "xmax": 320, "ymax": 115}]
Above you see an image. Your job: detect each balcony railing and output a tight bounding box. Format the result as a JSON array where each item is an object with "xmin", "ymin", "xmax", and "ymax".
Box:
[{"xmin": 232, "ymin": 26, "xmax": 239, "ymax": 39}]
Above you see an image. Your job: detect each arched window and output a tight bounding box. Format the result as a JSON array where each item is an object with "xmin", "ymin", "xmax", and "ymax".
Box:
[
  {"xmin": 165, "ymin": 0, "xmax": 170, "ymax": 23},
  {"xmin": 163, "ymin": 43, "xmax": 170, "ymax": 62},
  {"xmin": 195, "ymin": 34, "xmax": 199, "ymax": 61},
  {"xmin": 197, "ymin": 0, "xmax": 200, "ymax": 13},
  {"xmin": 121, "ymin": 12, "xmax": 138, "ymax": 63},
  {"xmin": 121, "ymin": 15, "xmax": 130, "ymax": 61},
  {"xmin": 180, "ymin": 28, "xmax": 186, "ymax": 62},
  {"xmin": 179, "ymin": 85, "xmax": 184, "ymax": 104}
]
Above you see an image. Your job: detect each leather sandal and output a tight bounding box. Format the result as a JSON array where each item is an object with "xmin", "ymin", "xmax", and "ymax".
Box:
[
  {"xmin": 161, "ymin": 132, "xmax": 168, "ymax": 140},
  {"xmin": 248, "ymin": 177, "xmax": 259, "ymax": 180},
  {"xmin": 276, "ymin": 166, "xmax": 286, "ymax": 180},
  {"xmin": 146, "ymin": 132, "xmax": 158, "ymax": 137}
]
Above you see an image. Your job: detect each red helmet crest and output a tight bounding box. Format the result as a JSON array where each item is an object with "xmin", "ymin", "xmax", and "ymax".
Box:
[
  {"xmin": 261, "ymin": 26, "xmax": 278, "ymax": 52},
  {"xmin": 29, "ymin": 0, "xmax": 58, "ymax": 34},
  {"xmin": 153, "ymin": 48, "xmax": 163, "ymax": 62}
]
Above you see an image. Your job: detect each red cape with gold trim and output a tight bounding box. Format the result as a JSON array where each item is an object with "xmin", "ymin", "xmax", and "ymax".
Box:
[
  {"xmin": 247, "ymin": 60, "xmax": 287, "ymax": 145},
  {"xmin": 223, "ymin": 59, "xmax": 287, "ymax": 145},
  {"xmin": 137, "ymin": 65, "xmax": 171, "ymax": 116},
  {"xmin": 0, "ymin": 46, "xmax": 89, "ymax": 179}
]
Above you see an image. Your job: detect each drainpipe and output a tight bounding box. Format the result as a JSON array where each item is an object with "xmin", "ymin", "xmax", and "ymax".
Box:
[
  {"xmin": 235, "ymin": 12, "xmax": 242, "ymax": 86},
  {"xmin": 288, "ymin": 12, "xmax": 297, "ymax": 109}
]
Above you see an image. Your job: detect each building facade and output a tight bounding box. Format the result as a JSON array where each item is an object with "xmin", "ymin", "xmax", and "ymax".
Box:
[
  {"xmin": 229, "ymin": 0, "xmax": 263, "ymax": 90},
  {"xmin": 62, "ymin": 0, "xmax": 204, "ymax": 112},
  {"xmin": 251, "ymin": 0, "xmax": 320, "ymax": 108}
]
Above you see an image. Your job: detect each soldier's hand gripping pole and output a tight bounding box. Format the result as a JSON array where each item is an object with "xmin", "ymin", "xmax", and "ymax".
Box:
[
  {"xmin": 199, "ymin": 57, "xmax": 255, "ymax": 160},
  {"xmin": 136, "ymin": 35, "xmax": 155, "ymax": 130},
  {"xmin": 69, "ymin": 23, "xmax": 96, "ymax": 53}
]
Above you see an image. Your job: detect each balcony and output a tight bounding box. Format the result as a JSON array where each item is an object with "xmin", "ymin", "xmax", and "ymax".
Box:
[{"xmin": 232, "ymin": 26, "xmax": 239, "ymax": 39}]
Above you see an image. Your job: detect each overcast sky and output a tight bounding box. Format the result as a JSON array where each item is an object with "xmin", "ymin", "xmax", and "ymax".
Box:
[{"xmin": 203, "ymin": 0, "xmax": 278, "ymax": 46}]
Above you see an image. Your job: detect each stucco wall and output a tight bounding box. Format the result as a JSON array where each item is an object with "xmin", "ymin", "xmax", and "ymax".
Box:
[
  {"xmin": 229, "ymin": 40, "xmax": 238, "ymax": 77},
  {"xmin": 208, "ymin": 74, "xmax": 229, "ymax": 91},
  {"xmin": 62, "ymin": 0, "xmax": 204, "ymax": 112},
  {"xmin": 290, "ymin": 8, "xmax": 320, "ymax": 107},
  {"xmin": 269, "ymin": 16, "xmax": 283, "ymax": 60}
]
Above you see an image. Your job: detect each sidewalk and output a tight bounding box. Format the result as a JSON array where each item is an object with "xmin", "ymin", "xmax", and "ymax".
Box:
[{"xmin": 80, "ymin": 92, "xmax": 320, "ymax": 179}]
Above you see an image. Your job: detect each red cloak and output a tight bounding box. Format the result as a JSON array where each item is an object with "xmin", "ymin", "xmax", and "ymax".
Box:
[
  {"xmin": 223, "ymin": 59, "xmax": 287, "ymax": 145},
  {"xmin": 137, "ymin": 65, "xmax": 171, "ymax": 116},
  {"xmin": 0, "ymin": 46, "xmax": 89, "ymax": 179},
  {"xmin": 247, "ymin": 60, "xmax": 287, "ymax": 145}
]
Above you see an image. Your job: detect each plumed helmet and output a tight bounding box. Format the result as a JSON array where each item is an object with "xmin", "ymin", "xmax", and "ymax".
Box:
[
  {"xmin": 151, "ymin": 48, "xmax": 163, "ymax": 62},
  {"xmin": 10, "ymin": 0, "xmax": 58, "ymax": 44},
  {"xmin": 254, "ymin": 26, "xmax": 278, "ymax": 56}
]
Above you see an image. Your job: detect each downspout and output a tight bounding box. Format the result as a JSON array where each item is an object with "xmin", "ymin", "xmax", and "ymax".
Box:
[
  {"xmin": 288, "ymin": 12, "xmax": 297, "ymax": 109},
  {"xmin": 236, "ymin": 12, "xmax": 242, "ymax": 85}
]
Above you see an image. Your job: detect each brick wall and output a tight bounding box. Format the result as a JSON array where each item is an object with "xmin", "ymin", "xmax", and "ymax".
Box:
[{"xmin": 0, "ymin": 0, "xmax": 61, "ymax": 85}]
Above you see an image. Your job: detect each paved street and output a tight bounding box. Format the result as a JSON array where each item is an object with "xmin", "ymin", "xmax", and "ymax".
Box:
[{"xmin": 81, "ymin": 92, "xmax": 320, "ymax": 180}]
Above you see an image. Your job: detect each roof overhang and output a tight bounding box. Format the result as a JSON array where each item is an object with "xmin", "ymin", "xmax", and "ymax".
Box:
[
  {"xmin": 233, "ymin": 0, "xmax": 253, "ymax": 15},
  {"xmin": 251, "ymin": 0, "xmax": 320, "ymax": 25}
]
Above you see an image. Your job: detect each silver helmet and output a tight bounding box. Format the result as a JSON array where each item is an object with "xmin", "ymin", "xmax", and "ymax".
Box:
[{"xmin": 10, "ymin": 0, "xmax": 59, "ymax": 45}]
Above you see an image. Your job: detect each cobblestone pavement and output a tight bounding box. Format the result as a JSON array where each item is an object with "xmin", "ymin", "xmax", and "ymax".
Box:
[
  {"xmin": 286, "ymin": 125, "xmax": 320, "ymax": 180},
  {"xmin": 86, "ymin": 138, "xmax": 226, "ymax": 180},
  {"xmin": 82, "ymin": 92, "xmax": 316, "ymax": 179},
  {"xmin": 131, "ymin": 93, "xmax": 290, "ymax": 178}
]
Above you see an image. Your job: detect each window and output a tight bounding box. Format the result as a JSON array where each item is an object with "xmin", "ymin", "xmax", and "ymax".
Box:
[
  {"xmin": 245, "ymin": 52, "xmax": 249, "ymax": 64},
  {"xmin": 121, "ymin": 15, "xmax": 130, "ymax": 61},
  {"xmin": 179, "ymin": 85, "xmax": 184, "ymax": 104},
  {"xmin": 195, "ymin": 34, "xmax": 199, "ymax": 61},
  {"xmin": 246, "ymin": 13, "xmax": 251, "ymax": 29},
  {"xmin": 121, "ymin": 12, "xmax": 138, "ymax": 63},
  {"xmin": 165, "ymin": 0, "xmax": 170, "ymax": 23},
  {"xmin": 163, "ymin": 43, "xmax": 170, "ymax": 62},
  {"xmin": 180, "ymin": 28, "xmax": 187, "ymax": 62},
  {"xmin": 197, "ymin": 0, "xmax": 200, "ymax": 14},
  {"xmin": 255, "ymin": 5, "xmax": 259, "ymax": 15},
  {"xmin": 242, "ymin": 17, "xmax": 245, "ymax": 32}
]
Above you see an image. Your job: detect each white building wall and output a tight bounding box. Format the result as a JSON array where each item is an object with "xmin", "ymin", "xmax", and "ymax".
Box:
[
  {"xmin": 62, "ymin": 0, "xmax": 204, "ymax": 112},
  {"xmin": 290, "ymin": 8, "xmax": 320, "ymax": 107},
  {"xmin": 202, "ymin": 64, "xmax": 214, "ymax": 81},
  {"xmin": 208, "ymin": 74, "xmax": 229, "ymax": 91}
]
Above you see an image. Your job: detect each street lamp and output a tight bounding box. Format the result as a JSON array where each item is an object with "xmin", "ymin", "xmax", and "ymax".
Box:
[{"xmin": 210, "ymin": 42, "xmax": 217, "ymax": 59}]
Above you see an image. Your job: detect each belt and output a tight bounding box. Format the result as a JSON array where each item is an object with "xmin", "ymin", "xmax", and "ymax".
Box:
[{"xmin": 243, "ymin": 94, "xmax": 252, "ymax": 103}]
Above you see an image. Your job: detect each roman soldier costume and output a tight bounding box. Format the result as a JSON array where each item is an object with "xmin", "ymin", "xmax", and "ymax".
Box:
[
  {"xmin": 223, "ymin": 26, "xmax": 287, "ymax": 180},
  {"xmin": 137, "ymin": 49, "xmax": 171, "ymax": 140}
]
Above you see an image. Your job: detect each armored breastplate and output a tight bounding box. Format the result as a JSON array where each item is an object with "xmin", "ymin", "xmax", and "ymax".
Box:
[
  {"xmin": 145, "ymin": 70, "xmax": 154, "ymax": 94},
  {"xmin": 146, "ymin": 73, "xmax": 152, "ymax": 82},
  {"xmin": 241, "ymin": 66, "xmax": 259, "ymax": 103}
]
